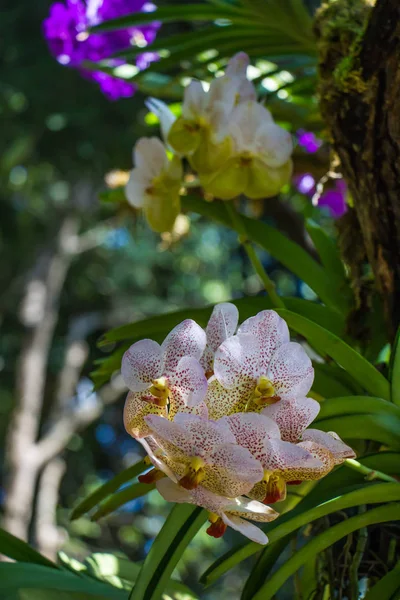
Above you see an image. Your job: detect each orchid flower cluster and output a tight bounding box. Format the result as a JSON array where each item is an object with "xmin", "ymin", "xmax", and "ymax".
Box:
[
  {"xmin": 43, "ymin": 0, "xmax": 160, "ymax": 99},
  {"xmin": 122, "ymin": 305, "xmax": 355, "ymax": 544},
  {"xmin": 125, "ymin": 53, "xmax": 294, "ymax": 233}
]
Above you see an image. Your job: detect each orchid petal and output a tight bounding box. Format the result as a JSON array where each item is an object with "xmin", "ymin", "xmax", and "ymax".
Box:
[
  {"xmin": 257, "ymin": 122, "xmax": 293, "ymax": 168},
  {"xmin": 222, "ymin": 514, "xmax": 269, "ymax": 545},
  {"xmin": 205, "ymin": 378, "xmax": 249, "ymax": 420},
  {"xmin": 169, "ymin": 356, "xmax": 208, "ymax": 408},
  {"xmin": 125, "ymin": 168, "xmax": 147, "ymax": 208},
  {"xmin": 161, "ymin": 319, "xmax": 207, "ymax": 373},
  {"xmin": 263, "ymin": 438, "xmax": 323, "ymax": 479},
  {"xmin": 229, "ymin": 101, "xmax": 273, "ymax": 153},
  {"xmin": 121, "ymin": 339, "xmax": 162, "ymax": 392},
  {"xmin": 214, "ymin": 333, "xmax": 260, "ymax": 390},
  {"xmin": 262, "ymin": 396, "xmax": 320, "ymax": 442},
  {"xmin": 218, "ymin": 412, "xmax": 280, "ymax": 461},
  {"xmin": 183, "ymin": 80, "xmax": 208, "ymax": 119},
  {"xmin": 134, "ymin": 137, "xmax": 169, "ymax": 180},
  {"xmin": 156, "ymin": 476, "xmax": 192, "ymax": 503},
  {"xmin": 202, "ymin": 302, "xmax": 239, "ymax": 374},
  {"xmin": 139, "ymin": 437, "xmax": 178, "ymax": 482},
  {"xmin": 145, "ymin": 97, "xmax": 176, "ymax": 142},
  {"xmin": 225, "ymin": 496, "xmax": 279, "ymax": 522},
  {"xmin": 267, "ymin": 342, "xmax": 314, "ymax": 399},
  {"xmin": 301, "ymin": 429, "xmax": 356, "ymax": 463},
  {"xmin": 123, "ymin": 391, "xmax": 166, "ymax": 439},
  {"xmin": 204, "ymin": 443, "xmax": 263, "ymax": 497},
  {"xmin": 238, "ymin": 310, "xmax": 290, "ymax": 370},
  {"xmin": 297, "ymin": 440, "xmax": 335, "ymax": 473},
  {"xmin": 226, "ymin": 52, "xmax": 250, "ymax": 77}
]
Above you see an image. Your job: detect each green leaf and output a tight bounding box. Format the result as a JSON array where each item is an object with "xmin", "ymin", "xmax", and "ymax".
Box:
[
  {"xmin": 276, "ymin": 309, "xmax": 391, "ymax": 400},
  {"xmin": 241, "ymin": 535, "xmax": 293, "ymax": 600},
  {"xmin": 129, "ymin": 504, "xmax": 206, "ymax": 600},
  {"xmin": 315, "ymin": 413, "xmax": 400, "ymax": 449},
  {"xmin": 305, "ymin": 218, "xmax": 349, "ymax": 296},
  {"xmin": 91, "ymin": 482, "xmax": 155, "ymax": 521},
  {"xmin": 90, "ymin": 5, "xmax": 256, "ymax": 33},
  {"xmin": 317, "ymin": 396, "xmax": 400, "ymax": 420},
  {"xmin": 71, "ymin": 459, "xmax": 148, "ymax": 520},
  {"xmin": 99, "ymin": 296, "xmax": 344, "ymax": 346},
  {"xmin": 200, "ymin": 454, "xmax": 400, "ymax": 586},
  {"xmin": 250, "ymin": 503, "xmax": 400, "ymax": 600},
  {"xmin": 0, "ymin": 529, "xmax": 58, "ymax": 569},
  {"xmin": 390, "ymin": 325, "xmax": 400, "ymax": 406},
  {"xmin": 182, "ymin": 195, "xmax": 350, "ymax": 314},
  {"xmin": 0, "ymin": 564, "xmax": 127, "ymax": 599},
  {"xmin": 364, "ymin": 560, "xmax": 400, "ymax": 600},
  {"xmin": 312, "ymin": 363, "xmax": 363, "ymax": 399}
]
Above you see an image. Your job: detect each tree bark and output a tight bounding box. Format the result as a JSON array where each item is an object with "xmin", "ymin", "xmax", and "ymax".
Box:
[{"xmin": 315, "ymin": 0, "xmax": 400, "ymax": 337}]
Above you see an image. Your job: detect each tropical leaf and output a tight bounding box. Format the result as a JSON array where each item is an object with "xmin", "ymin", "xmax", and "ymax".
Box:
[
  {"xmin": 276, "ymin": 309, "xmax": 391, "ymax": 400},
  {"xmin": 129, "ymin": 504, "xmax": 206, "ymax": 600},
  {"xmin": 182, "ymin": 195, "xmax": 350, "ymax": 313},
  {"xmin": 315, "ymin": 413, "xmax": 400, "ymax": 449},
  {"xmin": 0, "ymin": 564, "xmax": 127, "ymax": 600},
  {"xmin": 0, "ymin": 528, "xmax": 58, "ymax": 569},
  {"xmin": 91, "ymin": 482, "xmax": 155, "ymax": 521},
  {"xmin": 312, "ymin": 363, "xmax": 363, "ymax": 399},
  {"xmin": 390, "ymin": 325, "xmax": 400, "ymax": 406},
  {"xmin": 249, "ymin": 503, "xmax": 400, "ymax": 600},
  {"xmin": 316, "ymin": 396, "xmax": 400, "ymax": 420},
  {"xmin": 71, "ymin": 459, "xmax": 148, "ymax": 520},
  {"xmin": 364, "ymin": 560, "xmax": 400, "ymax": 600}
]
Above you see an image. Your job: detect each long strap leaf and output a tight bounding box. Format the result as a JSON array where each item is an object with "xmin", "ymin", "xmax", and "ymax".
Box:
[
  {"xmin": 71, "ymin": 459, "xmax": 148, "ymax": 520},
  {"xmin": 364, "ymin": 560, "xmax": 400, "ymax": 600},
  {"xmin": 251, "ymin": 503, "xmax": 400, "ymax": 600},
  {"xmin": 129, "ymin": 504, "xmax": 206, "ymax": 600},
  {"xmin": 0, "ymin": 528, "xmax": 58, "ymax": 569}
]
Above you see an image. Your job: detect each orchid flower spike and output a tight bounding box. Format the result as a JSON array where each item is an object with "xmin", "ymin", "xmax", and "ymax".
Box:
[
  {"xmin": 144, "ymin": 412, "xmax": 263, "ymax": 497},
  {"xmin": 156, "ymin": 476, "xmax": 278, "ymax": 544},
  {"xmin": 200, "ymin": 101, "xmax": 293, "ymax": 199},
  {"xmin": 122, "ymin": 319, "xmax": 207, "ymax": 438},
  {"xmin": 207, "ymin": 310, "xmax": 314, "ymax": 417},
  {"xmin": 125, "ymin": 137, "xmax": 182, "ymax": 233}
]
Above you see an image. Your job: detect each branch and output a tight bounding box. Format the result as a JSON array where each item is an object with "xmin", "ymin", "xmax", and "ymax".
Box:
[{"xmin": 35, "ymin": 458, "xmax": 67, "ymax": 560}]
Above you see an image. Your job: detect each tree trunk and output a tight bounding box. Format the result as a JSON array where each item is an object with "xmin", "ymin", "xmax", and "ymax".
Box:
[{"xmin": 315, "ymin": 0, "xmax": 400, "ymax": 337}]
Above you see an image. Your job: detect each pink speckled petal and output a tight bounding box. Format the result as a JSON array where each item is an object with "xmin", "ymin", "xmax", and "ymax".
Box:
[
  {"xmin": 226, "ymin": 496, "xmax": 278, "ymax": 523},
  {"xmin": 267, "ymin": 342, "xmax": 314, "ymax": 399},
  {"xmin": 123, "ymin": 391, "xmax": 166, "ymax": 439},
  {"xmin": 205, "ymin": 378, "xmax": 250, "ymax": 420},
  {"xmin": 238, "ymin": 310, "xmax": 290, "ymax": 370},
  {"xmin": 204, "ymin": 443, "xmax": 264, "ymax": 497},
  {"xmin": 161, "ymin": 319, "xmax": 207, "ymax": 373},
  {"xmin": 301, "ymin": 429, "xmax": 356, "ymax": 464},
  {"xmin": 169, "ymin": 356, "xmax": 208, "ymax": 408},
  {"xmin": 214, "ymin": 333, "xmax": 260, "ymax": 389},
  {"xmin": 222, "ymin": 514, "xmax": 268, "ymax": 544},
  {"xmin": 121, "ymin": 339, "xmax": 162, "ymax": 392},
  {"xmin": 201, "ymin": 303, "xmax": 239, "ymax": 373},
  {"xmin": 263, "ymin": 438, "xmax": 323, "ymax": 474},
  {"xmin": 139, "ymin": 437, "xmax": 178, "ymax": 482},
  {"xmin": 145, "ymin": 413, "xmax": 235, "ymax": 457},
  {"xmin": 218, "ymin": 412, "xmax": 280, "ymax": 461},
  {"xmin": 261, "ymin": 396, "xmax": 320, "ymax": 442}
]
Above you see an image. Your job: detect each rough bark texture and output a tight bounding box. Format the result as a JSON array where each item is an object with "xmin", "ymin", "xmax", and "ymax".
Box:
[{"xmin": 315, "ymin": 0, "xmax": 400, "ymax": 337}]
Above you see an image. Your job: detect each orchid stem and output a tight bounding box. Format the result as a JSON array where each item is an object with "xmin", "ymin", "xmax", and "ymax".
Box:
[
  {"xmin": 225, "ymin": 201, "xmax": 285, "ymax": 309},
  {"xmin": 345, "ymin": 458, "xmax": 399, "ymax": 483}
]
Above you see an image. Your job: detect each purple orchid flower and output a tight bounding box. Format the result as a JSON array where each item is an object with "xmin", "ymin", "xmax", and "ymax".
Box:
[
  {"xmin": 297, "ymin": 129, "xmax": 322, "ymax": 154},
  {"xmin": 43, "ymin": 0, "xmax": 160, "ymax": 99}
]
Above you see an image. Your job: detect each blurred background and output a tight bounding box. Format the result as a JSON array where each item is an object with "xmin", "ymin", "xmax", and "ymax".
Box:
[{"xmin": 0, "ymin": 1, "xmax": 343, "ymax": 597}]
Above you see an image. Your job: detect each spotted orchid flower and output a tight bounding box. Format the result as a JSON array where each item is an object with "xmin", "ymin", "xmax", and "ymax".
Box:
[
  {"xmin": 156, "ymin": 477, "xmax": 278, "ymax": 544},
  {"xmin": 200, "ymin": 100, "xmax": 293, "ymax": 200},
  {"xmin": 122, "ymin": 319, "xmax": 207, "ymax": 439},
  {"xmin": 144, "ymin": 413, "xmax": 263, "ymax": 497},
  {"xmin": 219, "ymin": 412, "xmax": 325, "ymax": 504},
  {"xmin": 201, "ymin": 302, "xmax": 239, "ymax": 379},
  {"xmin": 125, "ymin": 137, "xmax": 182, "ymax": 233},
  {"xmin": 207, "ymin": 310, "xmax": 314, "ymax": 417},
  {"xmin": 299, "ymin": 429, "xmax": 356, "ymax": 465}
]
